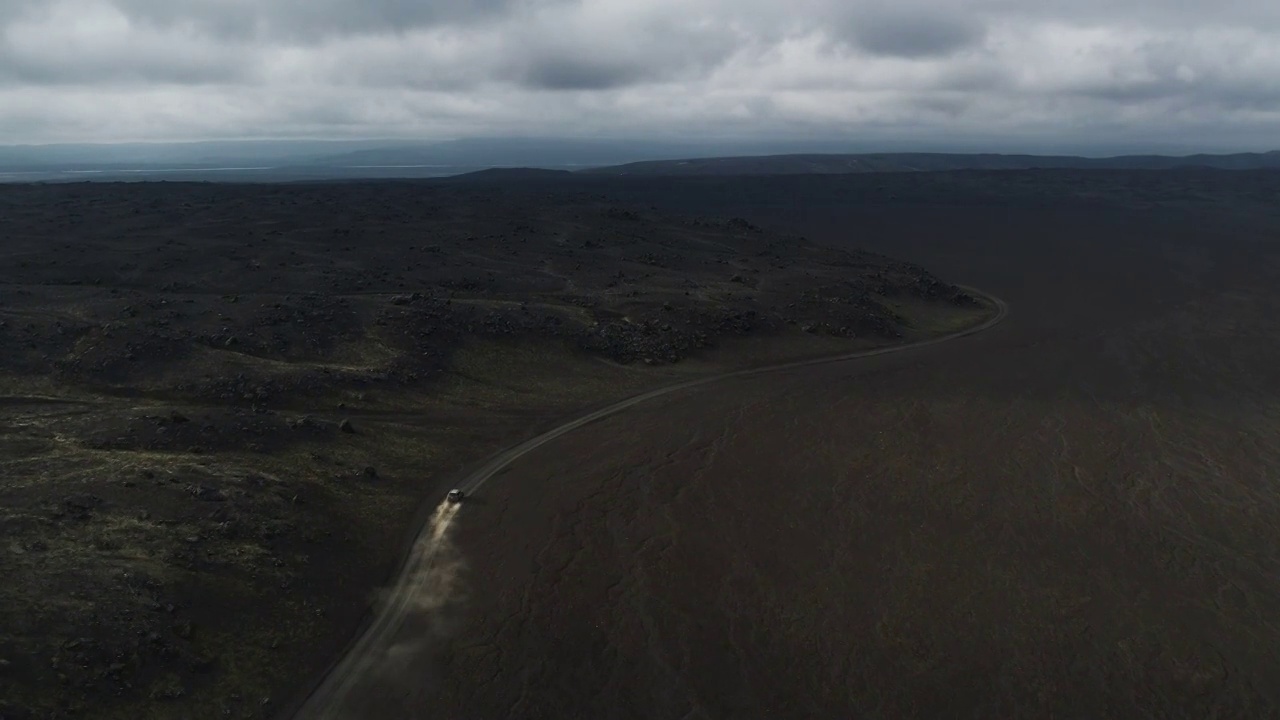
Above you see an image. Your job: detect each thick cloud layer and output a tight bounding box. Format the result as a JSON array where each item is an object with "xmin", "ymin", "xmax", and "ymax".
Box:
[{"xmin": 1, "ymin": 0, "xmax": 1278, "ymax": 149}]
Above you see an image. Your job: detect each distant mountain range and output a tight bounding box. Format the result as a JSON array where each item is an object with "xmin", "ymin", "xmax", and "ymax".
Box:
[
  {"xmin": 0, "ymin": 140, "xmax": 401, "ymax": 170},
  {"xmin": 0, "ymin": 138, "xmax": 866, "ymax": 173},
  {"xmin": 2, "ymin": 138, "xmax": 1280, "ymax": 182},
  {"xmin": 582, "ymin": 152, "xmax": 1280, "ymax": 176},
  {"xmin": 302, "ymin": 138, "xmax": 718, "ymax": 169}
]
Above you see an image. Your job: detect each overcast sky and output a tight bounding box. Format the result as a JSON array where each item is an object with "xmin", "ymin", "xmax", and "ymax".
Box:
[{"xmin": 2, "ymin": 0, "xmax": 1279, "ymax": 150}]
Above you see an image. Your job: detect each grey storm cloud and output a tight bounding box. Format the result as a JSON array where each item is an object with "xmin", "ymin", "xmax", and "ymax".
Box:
[
  {"xmin": 518, "ymin": 56, "xmax": 650, "ymax": 91},
  {"xmin": 105, "ymin": 0, "xmax": 530, "ymax": 40},
  {"xmin": 0, "ymin": 0, "xmax": 1279, "ymax": 149},
  {"xmin": 843, "ymin": 11, "xmax": 985, "ymax": 59}
]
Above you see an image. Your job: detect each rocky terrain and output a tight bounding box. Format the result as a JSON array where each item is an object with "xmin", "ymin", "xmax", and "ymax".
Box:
[{"xmin": 0, "ymin": 179, "xmax": 991, "ymax": 719}]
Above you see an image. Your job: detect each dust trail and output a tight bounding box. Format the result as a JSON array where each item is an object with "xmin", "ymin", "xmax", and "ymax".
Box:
[
  {"xmin": 378, "ymin": 500, "xmax": 467, "ymax": 671},
  {"xmin": 320, "ymin": 501, "xmax": 469, "ymax": 719},
  {"xmin": 396, "ymin": 500, "xmax": 467, "ymax": 640}
]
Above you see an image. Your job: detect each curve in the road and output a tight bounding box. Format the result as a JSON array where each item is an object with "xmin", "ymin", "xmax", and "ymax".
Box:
[{"xmin": 292, "ymin": 290, "xmax": 1008, "ymax": 720}]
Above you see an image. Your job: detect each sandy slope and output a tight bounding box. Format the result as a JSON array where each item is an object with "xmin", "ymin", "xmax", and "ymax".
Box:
[
  {"xmin": 357, "ymin": 192, "xmax": 1280, "ymax": 719},
  {"xmin": 293, "ymin": 295, "xmax": 1007, "ymax": 719}
]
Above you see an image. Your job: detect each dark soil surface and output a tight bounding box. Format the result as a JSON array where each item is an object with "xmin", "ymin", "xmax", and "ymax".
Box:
[
  {"xmin": 0, "ymin": 180, "xmax": 987, "ymax": 719},
  {"xmin": 328, "ymin": 170, "xmax": 1280, "ymax": 719}
]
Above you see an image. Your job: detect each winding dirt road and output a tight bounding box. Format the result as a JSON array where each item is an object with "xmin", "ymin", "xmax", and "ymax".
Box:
[{"xmin": 291, "ymin": 293, "xmax": 1008, "ymax": 720}]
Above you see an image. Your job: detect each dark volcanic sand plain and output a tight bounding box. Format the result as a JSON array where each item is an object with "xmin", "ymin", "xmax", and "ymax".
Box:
[
  {"xmin": 0, "ymin": 180, "xmax": 987, "ymax": 719},
  {"xmin": 322, "ymin": 171, "xmax": 1280, "ymax": 719}
]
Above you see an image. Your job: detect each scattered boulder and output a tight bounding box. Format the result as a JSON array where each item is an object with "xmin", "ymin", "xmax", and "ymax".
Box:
[{"xmin": 190, "ymin": 485, "xmax": 226, "ymax": 502}]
